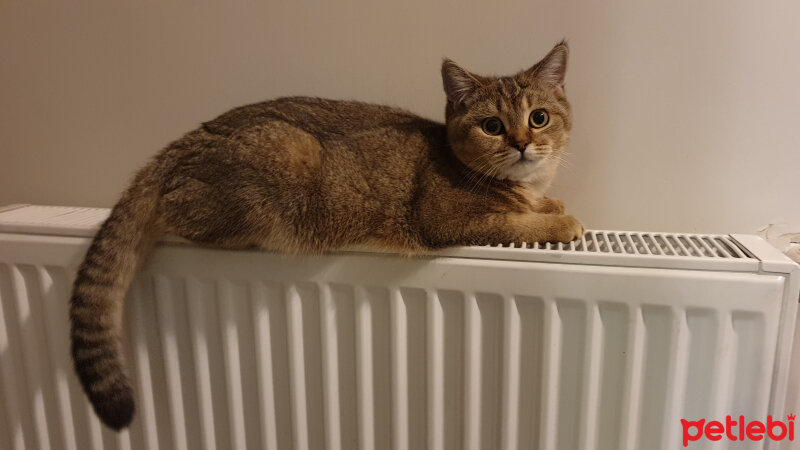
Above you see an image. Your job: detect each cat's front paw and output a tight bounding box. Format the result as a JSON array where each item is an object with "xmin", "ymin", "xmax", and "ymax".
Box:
[{"xmin": 550, "ymin": 215, "xmax": 585, "ymax": 242}]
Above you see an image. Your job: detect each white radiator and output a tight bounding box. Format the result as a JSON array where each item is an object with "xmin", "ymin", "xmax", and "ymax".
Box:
[{"xmin": 0, "ymin": 204, "xmax": 798, "ymax": 450}]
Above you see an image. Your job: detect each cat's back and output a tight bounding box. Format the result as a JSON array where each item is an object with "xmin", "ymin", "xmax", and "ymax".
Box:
[{"xmin": 202, "ymin": 96, "xmax": 440, "ymax": 141}]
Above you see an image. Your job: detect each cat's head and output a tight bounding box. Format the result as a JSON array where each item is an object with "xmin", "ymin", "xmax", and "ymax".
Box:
[{"xmin": 442, "ymin": 42, "xmax": 571, "ymax": 189}]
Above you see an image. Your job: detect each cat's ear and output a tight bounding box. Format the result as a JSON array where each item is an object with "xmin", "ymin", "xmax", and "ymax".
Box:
[
  {"xmin": 527, "ymin": 41, "xmax": 569, "ymax": 96},
  {"xmin": 442, "ymin": 59, "xmax": 484, "ymax": 105}
]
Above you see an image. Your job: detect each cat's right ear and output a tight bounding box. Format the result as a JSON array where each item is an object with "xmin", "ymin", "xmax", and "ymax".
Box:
[{"xmin": 442, "ymin": 59, "xmax": 483, "ymax": 105}]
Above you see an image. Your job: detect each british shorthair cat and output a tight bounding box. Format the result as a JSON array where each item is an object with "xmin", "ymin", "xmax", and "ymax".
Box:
[{"xmin": 70, "ymin": 41, "xmax": 583, "ymax": 429}]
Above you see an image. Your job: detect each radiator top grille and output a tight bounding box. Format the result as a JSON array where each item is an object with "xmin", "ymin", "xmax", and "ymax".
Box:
[{"xmin": 492, "ymin": 231, "xmax": 753, "ymax": 259}]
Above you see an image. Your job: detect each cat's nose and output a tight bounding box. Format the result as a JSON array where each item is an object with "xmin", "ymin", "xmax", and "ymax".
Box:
[{"xmin": 514, "ymin": 142, "xmax": 529, "ymax": 152}]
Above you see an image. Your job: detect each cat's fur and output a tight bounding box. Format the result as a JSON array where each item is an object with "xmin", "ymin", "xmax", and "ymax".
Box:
[{"xmin": 71, "ymin": 42, "xmax": 583, "ymax": 430}]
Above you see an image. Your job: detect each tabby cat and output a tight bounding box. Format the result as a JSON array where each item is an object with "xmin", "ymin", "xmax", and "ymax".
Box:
[{"xmin": 71, "ymin": 41, "xmax": 584, "ymax": 430}]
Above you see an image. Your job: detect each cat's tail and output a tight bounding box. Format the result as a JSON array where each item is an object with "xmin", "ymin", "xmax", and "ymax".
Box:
[{"xmin": 70, "ymin": 166, "xmax": 162, "ymax": 430}]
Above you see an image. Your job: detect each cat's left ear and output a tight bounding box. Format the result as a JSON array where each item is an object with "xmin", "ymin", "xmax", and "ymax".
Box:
[{"xmin": 527, "ymin": 41, "xmax": 569, "ymax": 97}]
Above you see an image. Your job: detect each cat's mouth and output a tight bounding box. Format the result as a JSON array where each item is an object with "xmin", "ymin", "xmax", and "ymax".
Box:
[
  {"xmin": 493, "ymin": 147, "xmax": 555, "ymax": 180},
  {"xmin": 515, "ymin": 157, "xmax": 535, "ymax": 165},
  {"xmin": 515, "ymin": 152, "xmax": 544, "ymax": 164},
  {"xmin": 513, "ymin": 146, "xmax": 552, "ymax": 165}
]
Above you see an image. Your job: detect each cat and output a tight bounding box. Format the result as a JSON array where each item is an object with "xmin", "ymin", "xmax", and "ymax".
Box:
[{"xmin": 70, "ymin": 41, "xmax": 584, "ymax": 430}]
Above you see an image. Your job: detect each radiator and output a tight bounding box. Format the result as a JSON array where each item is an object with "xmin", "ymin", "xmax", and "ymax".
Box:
[{"xmin": 0, "ymin": 204, "xmax": 798, "ymax": 450}]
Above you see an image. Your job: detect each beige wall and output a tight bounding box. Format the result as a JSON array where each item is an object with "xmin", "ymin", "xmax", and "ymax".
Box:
[{"xmin": 1, "ymin": 1, "xmax": 798, "ymax": 234}]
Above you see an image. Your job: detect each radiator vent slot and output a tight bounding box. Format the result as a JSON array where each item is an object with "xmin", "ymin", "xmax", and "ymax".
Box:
[{"xmin": 494, "ymin": 231, "xmax": 753, "ymax": 259}]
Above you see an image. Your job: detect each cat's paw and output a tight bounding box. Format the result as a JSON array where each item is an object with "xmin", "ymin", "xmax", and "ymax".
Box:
[
  {"xmin": 523, "ymin": 214, "xmax": 585, "ymax": 243},
  {"xmin": 535, "ymin": 197, "xmax": 565, "ymax": 215},
  {"xmin": 550, "ymin": 215, "xmax": 585, "ymax": 242}
]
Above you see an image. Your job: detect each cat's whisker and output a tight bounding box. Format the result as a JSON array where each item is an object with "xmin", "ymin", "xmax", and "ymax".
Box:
[
  {"xmin": 463, "ymin": 152, "xmax": 505, "ymax": 194},
  {"xmin": 462, "ymin": 156, "xmax": 492, "ymax": 187},
  {"xmin": 549, "ymin": 153, "xmax": 576, "ymax": 174},
  {"xmin": 471, "ymin": 159, "xmax": 504, "ymax": 196},
  {"xmin": 470, "ymin": 160, "xmax": 498, "ymax": 195},
  {"xmin": 481, "ymin": 165, "xmax": 501, "ymax": 200}
]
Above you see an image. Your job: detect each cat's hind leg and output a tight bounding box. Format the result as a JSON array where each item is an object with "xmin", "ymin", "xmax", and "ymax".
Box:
[{"xmin": 158, "ymin": 121, "xmax": 326, "ymax": 253}]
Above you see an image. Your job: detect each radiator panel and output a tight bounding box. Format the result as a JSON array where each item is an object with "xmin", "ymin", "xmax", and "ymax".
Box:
[{"xmin": 0, "ymin": 235, "xmax": 792, "ymax": 450}]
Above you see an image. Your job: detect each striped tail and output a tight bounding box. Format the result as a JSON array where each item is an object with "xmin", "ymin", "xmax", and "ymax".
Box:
[{"xmin": 70, "ymin": 174, "xmax": 161, "ymax": 430}]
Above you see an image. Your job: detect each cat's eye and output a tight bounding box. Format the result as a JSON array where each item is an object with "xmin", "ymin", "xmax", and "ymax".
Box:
[
  {"xmin": 481, "ymin": 117, "xmax": 505, "ymax": 136},
  {"xmin": 529, "ymin": 109, "xmax": 549, "ymax": 128}
]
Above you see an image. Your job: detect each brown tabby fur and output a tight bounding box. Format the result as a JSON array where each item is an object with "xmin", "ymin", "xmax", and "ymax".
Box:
[{"xmin": 70, "ymin": 42, "xmax": 583, "ymax": 430}]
